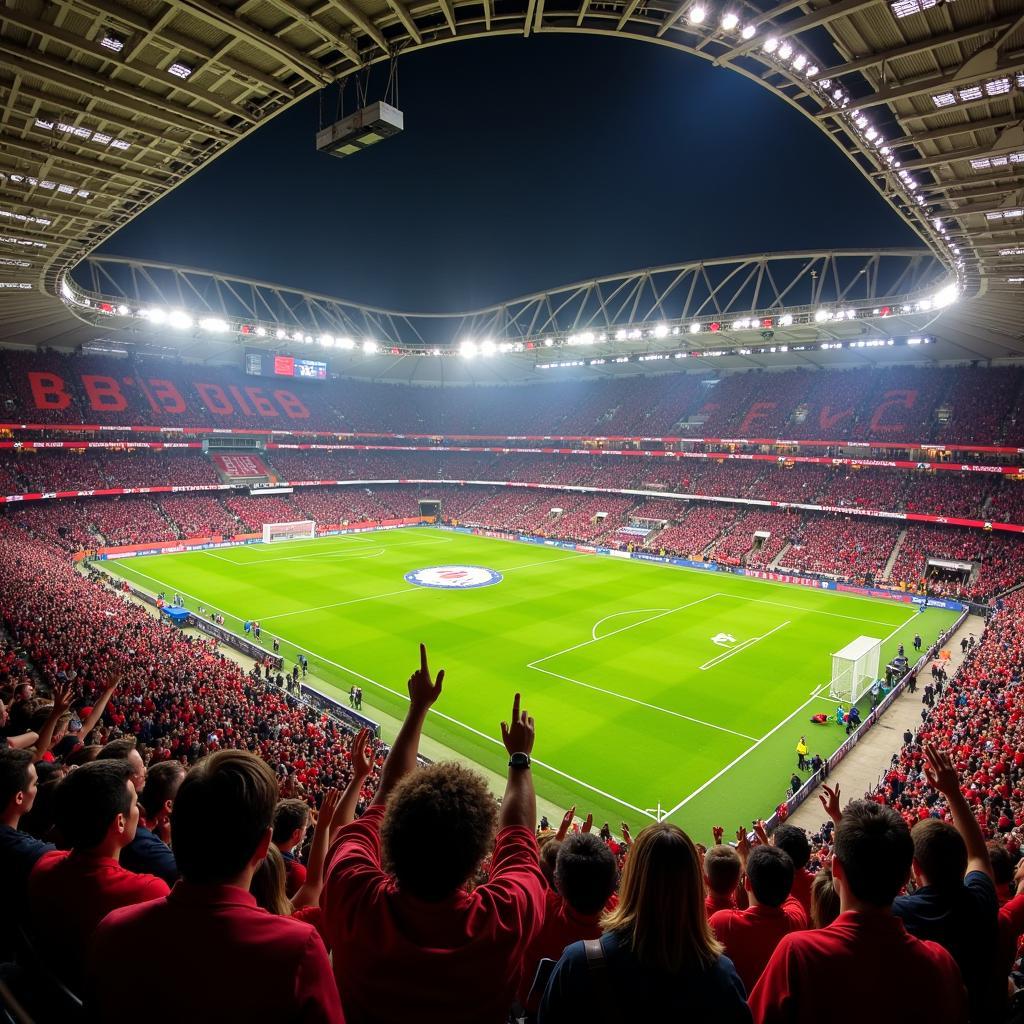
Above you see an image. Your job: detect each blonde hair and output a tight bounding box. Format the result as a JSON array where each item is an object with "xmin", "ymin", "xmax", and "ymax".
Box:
[
  {"xmin": 601, "ymin": 822, "xmax": 722, "ymax": 973},
  {"xmin": 250, "ymin": 843, "xmax": 291, "ymax": 916}
]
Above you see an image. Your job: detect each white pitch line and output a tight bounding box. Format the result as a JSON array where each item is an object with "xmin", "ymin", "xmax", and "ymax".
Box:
[
  {"xmin": 257, "ymin": 586, "xmax": 423, "ymax": 622},
  {"xmin": 591, "ymin": 609, "xmax": 670, "ymax": 642},
  {"xmin": 663, "ymin": 608, "xmax": 923, "ymax": 818},
  {"xmin": 726, "ymin": 594, "xmax": 900, "ymax": 628},
  {"xmin": 699, "ymin": 621, "xmax": 790, "ymax": 671},
  {"xmin": 530, "ymin": 594, "xmax": 723, "ymax": 666},
  {"xmin": 258, "ymin": 624, "xmax": 656, "ymax": 819},
  {"xmin": 498, "ymin": 553, "xmax": 588, "ymax": 573},
  {"xmin": 529, "ymin": 662, "xmax": 757, "ymax": 741}
]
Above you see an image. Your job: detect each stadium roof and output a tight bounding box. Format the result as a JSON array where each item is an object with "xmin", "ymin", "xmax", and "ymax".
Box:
[{"xmin": 1, "ymin": 0, "xmax": 1022, "ymax": 378}]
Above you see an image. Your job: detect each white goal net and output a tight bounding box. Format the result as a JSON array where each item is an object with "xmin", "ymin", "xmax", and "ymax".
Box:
[
  {"xmin": 262, "ymin": 520, "xmax": 316, "ymax": 543},
  {"xmin": 829, "ymin": 635, "xmax": 882, "ymax": 704}
]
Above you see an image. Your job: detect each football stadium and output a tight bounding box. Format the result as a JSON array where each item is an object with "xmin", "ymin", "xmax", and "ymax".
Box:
[{"xmin": 1, "ymin": 0, "xmax": 1024, "ymax": 1018}]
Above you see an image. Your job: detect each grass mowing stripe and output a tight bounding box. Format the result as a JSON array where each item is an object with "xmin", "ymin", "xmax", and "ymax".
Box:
[{"xmin": 101, "ymin": 529, "xmax": 957, "ymax": 833}]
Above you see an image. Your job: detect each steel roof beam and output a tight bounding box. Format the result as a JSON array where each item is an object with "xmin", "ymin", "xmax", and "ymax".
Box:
[{"xmin": 0, "ymin": 42, "xmax": 239, "ymax": 136}]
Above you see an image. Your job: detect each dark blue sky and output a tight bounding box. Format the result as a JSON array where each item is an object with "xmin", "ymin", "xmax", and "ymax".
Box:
[{"xmin": 100, "ymin": 34, "xmax": 919, "ymax": 312}]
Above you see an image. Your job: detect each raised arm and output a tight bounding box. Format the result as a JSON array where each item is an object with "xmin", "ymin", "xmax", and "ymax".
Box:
[
  {"xmin": 924, "ymin": 743, "xmax": 993, "ymax": 880},
  {"xmin": 74, "ymin": 674, "xmax": 121, "ymax": 740},
  {"xmin": 332, "ymin": 728, "xmax": 375, "ymax": 829},
  {"xmin": 32, "ymin": 680, "xmax": 74, "ymax": 763},
  {"xmin": 372, "ymin": 644, "xmax": 443, "ymax": 806},
  {"xmin": 292, "ymin": 788, "xmax": 343, "ymax": 911},
  {"xmin": 499, "ymin": 692, "xmax": 536, "ymax": 831}
]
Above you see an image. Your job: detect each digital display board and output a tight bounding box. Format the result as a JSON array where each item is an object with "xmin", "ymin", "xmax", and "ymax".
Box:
[{"xmin": 245, "ymin": 351, "xmax": 328, "ymax": 380}]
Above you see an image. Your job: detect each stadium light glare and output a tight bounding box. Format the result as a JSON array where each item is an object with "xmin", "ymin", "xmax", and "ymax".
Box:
[
  {"xmin": 792, "ymin": 54, "xmax": 807, "ymax": 70},
  {"xmin": 338, "ymin": 337, "xmax": 355, "ymax": 349},
  {"xmin": 814, "ymin": 309, "xmax": 831, "ymax": 322},
  {"xmin": 318, "ymin": 334, "xmax": 335, "ymax": 347},
  {"xmin": 142, "ymin": 308, "xmax": 166, "ymax": 325},
  {"xmin": 741, "ymin": 24, "xmax": 755, "ymax": 38},
  {"xmin": 778, "ymin": 313, "xmax": 794, "ymax": 326},
  {"xmin": 480, "ymin": 339, "xmax": 497, "ymax": 356},
  {"xmin": 689, "ymin": 322, "xmax": 701, "ymax": 334},
  {"xmin": 291, "ymin": 331, "xmax": 303, "ymax": 342},
  {"xmin": 199, "ymin": 317, "xmax": 229, "ymax": 332},
  {"xmin": 615, "ymin": 329, "xmax": 627, "ymax": 341},
  {"xmin": 653, "ymin": 323, "xmax": 669, "ymax": 338},
  {"xmin": 362, "ymin": 340, "xmax": 378, "ymax": 354},
  {"xmin": 459, "ymin": 340, "xmax": 478, "ymax": 358},
  {"xmin": 777, "ymin": 41, "xmax": 793, "ymax": 59},
  {"xmin": 687, "ymin": 5, "xmax": 706, "ymax": 24},
  {"xmin": 763, "ymin": 36, "xmax": 779, "ymax": 53},
  {"xmin": 720, "ymin": 12, "xmax": 739, "ymax": 29},
  {"xmin": 275, "ymin": 328, "xmax": 287, "ymax": 340},
  {"xmin": 167, "ymin": 310, "xmax": 192, "ymax": 329}
]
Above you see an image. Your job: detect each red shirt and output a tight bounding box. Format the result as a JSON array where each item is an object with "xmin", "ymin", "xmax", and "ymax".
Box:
[
  {"xmin": 788, "ymin": 869, "xmax": 814, "ymax": 918},
  {"xmin": 706, "ymin": 889, "xmax": 737, "ymax": 917},
  {"xmin": 29, "ymin": 849, "xmax": 169, "ymax": 987},
  {"xmin": 749, "ymin": 910, "xmax": 967, "ymax": 1024},
  {"xmin": 89, "ymin": 881, "xmax": 344, "ymax": 1023},
  {"xmin": 711, "ymin": 897, "xmax": 809, "ymax": 992},
  {"xmin": 517, "ymin": 888, "xmax": 603, "ymax": 1005},
  {"xmin": 323, "ymin": 805, "xmax": 546, "ymax": 1024}
]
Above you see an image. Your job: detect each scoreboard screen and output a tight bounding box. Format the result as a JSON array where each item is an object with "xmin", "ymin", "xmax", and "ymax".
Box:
[{"xmin": 245, "ymin": 351, "xmax": 328, "ymax": 380}]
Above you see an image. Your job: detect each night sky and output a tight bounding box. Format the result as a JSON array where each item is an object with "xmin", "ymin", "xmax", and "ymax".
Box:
[{"xmin": 99, "ymin": 34, "xmax": 919, "ymax": 312}]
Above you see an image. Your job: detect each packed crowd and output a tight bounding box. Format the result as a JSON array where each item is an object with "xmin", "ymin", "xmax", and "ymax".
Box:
[
  {"xmin": 3, "ymin": 517, "xmax": 1023, "ymax": 1020},
  {"xmin": 5, "ymin": 348, "xmax": 1024, "ymax": 444}
]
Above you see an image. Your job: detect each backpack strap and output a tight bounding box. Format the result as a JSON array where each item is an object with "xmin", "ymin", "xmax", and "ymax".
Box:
[{"xmin": 583, "ymin": 938, "xmax": 618, "ymax": 1019}]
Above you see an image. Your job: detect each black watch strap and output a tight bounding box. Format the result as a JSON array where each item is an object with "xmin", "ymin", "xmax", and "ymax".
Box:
[{"xmin": 508, "ymin": 752, "xmax": 531, "ymax": 769}]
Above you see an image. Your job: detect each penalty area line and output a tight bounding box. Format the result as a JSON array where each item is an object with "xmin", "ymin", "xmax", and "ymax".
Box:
[
  {"xmin": 664, "ymin": 608, "xmax": 926, "ymax": 819},
  {"xmin": 260, "ymin": 625, "xmax": 657, "ymax": 820},
  {"xmin": 699, "ymin": 621, "xmax": 790, "ymax": 671}
]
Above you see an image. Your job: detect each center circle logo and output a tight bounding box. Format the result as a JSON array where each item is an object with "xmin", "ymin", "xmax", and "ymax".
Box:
[{"xmin": 404, "ymin": 565, "xmax": 503, "ymax": 590}]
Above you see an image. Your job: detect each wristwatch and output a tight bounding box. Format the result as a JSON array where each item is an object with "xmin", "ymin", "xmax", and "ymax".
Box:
[{"xmin": 508, "ymin": 752, "xmax": 532, "ymax": 770}]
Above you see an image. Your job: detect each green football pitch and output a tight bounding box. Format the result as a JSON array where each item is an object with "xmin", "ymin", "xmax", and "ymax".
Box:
[{"xmin": 103, "ymin": 527, "xmax": 957, "ymax": 835}]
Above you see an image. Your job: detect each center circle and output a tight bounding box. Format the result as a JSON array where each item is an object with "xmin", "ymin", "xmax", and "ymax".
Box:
[{"xmin": 404, "ymin": 565, "xmax": 504, "ymax": 590}]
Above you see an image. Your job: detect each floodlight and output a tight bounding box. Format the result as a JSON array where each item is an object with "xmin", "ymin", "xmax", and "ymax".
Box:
[
  {"xmin": 291, "ymin": 331, "xmax": 303, "ymax": 341},
  {"xmin": 362, "ymin": 340, "xmax": 378, "ymax": 354},
  {"xmin": 167, "ymin": 60, "xmax": 194, "ymax": 80},
  {"xmin": 957, "ymin": 85, "xmax": 982, "ymax": 101},
  {"xmin": 99, "ymin": 30, "xmax": 125, "ymax": 52},
  {"xmin": 338, "ymin": 337, "xmax": 355, "ymax": 349},
  {"xmin": 615, "ymin": 329, "xmax": 627, "ymax": 341},
  {"xmin": 117, "ymin": 304, "xmax": 129, "ymax": 316},
  {"xmin": 688, "ymin": 5, "xmax": 706, "ymax": 24},
  {"xmin": 806, "ymin": 65, "xmax": 818, "ymax": 77},
  {"xmin": 167, "ymin": 310, "xmax": 192, "ymax": 329},
  {"xmin": 792, "ymin": 54, "xmax": 807, "ymax": 70},
  {"xmin": 199, "ymin": 317, "xmax": 228, "ymax": 332},
  {"xmin": 814, "ymin": 309, "xmax": 830, "ymax": 322},
  {"xmin": 480, "ymin": 339, "xmax": 497, "ymax": 356},
  {"xmin": 741, "ymin": 24, "xmax": 755, "ymax": 38},
  {"xmin": 721, "ymin": 12, "xmax": 739, "ymax": 29},
  {"xmin": 778, "ymin": 41, "xmax": 792, "ymax": 59},
  {"xmin": 763, "ymin": 36, "xmax": 778, "ymax": 52},
  {"xmin": 653, "ymin": 323, "xmax": 669, "ymax": 338},
  {"xmin": 779, "ymin": 313, "xmax": 794, "ymax": 326},
  {"xmin": 316, "ymin": 102, "xmax": 404, "ymax": 161},
  {"xmin": 689, "ymin": 322, "xmax": 701, "ymax": 334},
  {"xmin": 544, "ymin": 338, "xmax": 554, "ymax": 347},
  {"xmin": 143, "ymin": 308, "xmax": 166, "ymax": 325},
  {"xmin": 318, "ymin": 334, "xmax": 335, "ymax": 347},
  {"xmin": 275, "ymin": 328, "xmax": 286, "ymax": 340}
]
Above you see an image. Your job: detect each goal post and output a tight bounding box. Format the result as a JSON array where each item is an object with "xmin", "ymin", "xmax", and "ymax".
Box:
[
  {"xmin": 262, "ymin": 520, "xmax": 316, "ymax": 543},
  {"xmin": 829, "ymin": 635, "xmax": 882, "ymax": 704}
]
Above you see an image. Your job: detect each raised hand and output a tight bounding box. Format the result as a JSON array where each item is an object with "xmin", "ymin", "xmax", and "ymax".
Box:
[
  {"xmin": 620, "ymin": 822, "xmax": 632, "ymax": 846},
  {"xmin": 500, "ymin": 692, "xmax": 535, "ymax": 757},
  {"xmin": 818, "ymin": 783, "xmax": 843, "ymax": 824},
  {"xmin": 318, "ymin": 787, "xmax": 343, "ymax": 826},
  {"xmin": 350, "ymin": 727, "xmax": 375, "ymax": 778},
  {"xmin": 712, "ymin": 825, "xmax": 725, "ymax": 845},
  {"xmin": 556, "ymin": 805, "xmax": 576, "ymax": 842},
  {"xmin": 408, "ymin": 644, "xmax": 444, "ymax": 713},
  {"xmin": 753, "ymin": 820, "xmax": 770, "ymax": 846},
  {"xmin": 50, "ymin": 679, "xmax": 75, "ymax": 714},
  {"xmin": 923, "ymin": 744, "xmax": 959, "ymax": 797},
  {"xmin": 581, "ymin": 813, "xmax": 593, "ymax": 834},
  {"xmin": 735, "ymin": 827, "xmax": 751, "ymax": 862}
]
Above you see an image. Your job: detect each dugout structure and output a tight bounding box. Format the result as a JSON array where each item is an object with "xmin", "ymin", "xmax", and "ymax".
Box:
[{"xmin": 830, "ymin": 635, "xmax": 882, "ymax": 704}]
